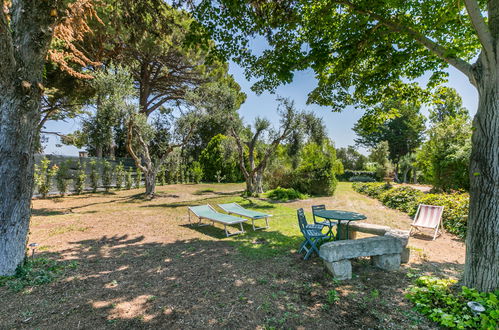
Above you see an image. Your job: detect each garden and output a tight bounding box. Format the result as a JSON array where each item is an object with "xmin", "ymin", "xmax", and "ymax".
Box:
[
  {"xmin": 0, "ymin": 182, "xmax": 478, "ymax": 329},
  {"xmin": 1, "ymin": 0, "xmax": 499, "ymax": 329}
]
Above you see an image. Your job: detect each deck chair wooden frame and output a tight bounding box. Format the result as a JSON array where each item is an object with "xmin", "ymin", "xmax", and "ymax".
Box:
[{"xmin": 409, "ymin": 204, "xmax": 444, "ymax": 240}]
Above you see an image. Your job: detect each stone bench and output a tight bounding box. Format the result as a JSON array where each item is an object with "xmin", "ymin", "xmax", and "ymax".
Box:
[
  {"xmin": 338, "ymin": 223, "xmax": 410, "ymax": 263},
  {"xmin": 320, "ymin": 235, "xmax": 403, "ymax": 280}
]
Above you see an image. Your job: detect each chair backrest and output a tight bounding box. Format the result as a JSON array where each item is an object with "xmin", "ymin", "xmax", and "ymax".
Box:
[
  {"xmin": 297, "ymin": 208, "xmax": 308, "ymax": 232},
  {"xmin": 311, "ymin": 204, "xmax": 326, "ymax": 223},
  {"xmin": 189, "ymin": 205, "xmax": 216, "ymax": 217},
  {"xmin": 413, "ymin": 204, "xmax": 444, "ymax": 229}
]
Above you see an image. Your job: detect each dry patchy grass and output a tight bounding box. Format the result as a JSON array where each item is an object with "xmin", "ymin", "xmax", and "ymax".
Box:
[{"xmin": 0, "ymin": 182, "xmax": 464, "ymax": 329}]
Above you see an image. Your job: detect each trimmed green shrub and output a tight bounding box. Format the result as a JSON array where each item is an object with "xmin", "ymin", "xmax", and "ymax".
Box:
[
  {"xmin": 349, "ymin": 175, "xmax": 376, "ymax": 182},
  {"xmin": 34, "ymin": 157, "xmax": 58, "ymax": 198},
  {"xmin": 266, "ymin": 187, "xmax": 307, "ymax": 201},
  {"xmin": 199, "ymin": 134, "xmax": 241, "ymax": 183},
  {"xmin": 73, "ymin": 162, "xmax": 87, "ymax": 195},
  {"xmin": 89, "ymin": 160, "xmax": 99, "ymax": 192},
  {"xmin": 379, "ymin": 186, "xmax": 423, "ymax": 213},
  {"xmin": 411, "ymin": 193, "xmax": 469, "ymax": 238},
  {"xmin": 157, "ymin": 166, "xmax": 167, "ymax": 186},
  {"xmin": 191, "ymin": 161, "xmax": 203, "ymax": 184},
  {"xmin": 135, "ymin": 168, "xmax": 142, "ymax": 188},
  {"xmin": 291, "ymin": 142, "xmax": 340, "ymax": 196},
  {"xmin": 338, "ymin": 170, "xmax": 377, "ymax": 182},
  {"xmin": 55, "ymin": 160, "xmax": 71, "ymax": 196},
  {"xmin": 101, "ymin": 160, "xmax": 113, "ymax": 191},
  {"xmin": 115, "ymin": 162, "xmax": 125, "ymax": 190},
  {"xmin": 352, "ymin": 182, "xmax": 392, "ymax": 199},
  {"xmin": 125, "ymin": 168, "xmax": 133, "ymax": 190},
  {"xmin": 406, "ymin": 276, "xmax": 498, "ymax": 329}
]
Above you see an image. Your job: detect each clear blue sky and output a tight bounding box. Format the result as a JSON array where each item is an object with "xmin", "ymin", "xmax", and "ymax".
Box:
[{"xmin": 43, "ymin": 61, "xmax": 478, "ymax": 156}]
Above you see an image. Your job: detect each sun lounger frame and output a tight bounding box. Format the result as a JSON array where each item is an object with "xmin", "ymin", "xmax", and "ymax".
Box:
[
  {"xmin": 188, "ymin": 204, "xmax": 246, "ymax": 237},
  {"xmin": 218, "ymin": 202, "xmax": 272, "ymax": 231}
]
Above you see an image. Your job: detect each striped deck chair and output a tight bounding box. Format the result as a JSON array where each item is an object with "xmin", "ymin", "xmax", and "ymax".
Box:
[{"xmin": 409, "ymin": 204, "xmax": 444, "ymax": 240}]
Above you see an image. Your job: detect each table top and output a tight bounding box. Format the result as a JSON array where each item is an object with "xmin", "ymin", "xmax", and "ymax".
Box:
[{"xmin": 313, "ymin": 209, "xmax": 367, "ymax": 221}]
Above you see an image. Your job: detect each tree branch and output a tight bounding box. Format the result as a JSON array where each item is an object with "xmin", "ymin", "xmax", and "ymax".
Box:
[
  {"xmin": 126, "ymin": 119, "xmax": 149, "ymax": 173},
  {"xmin": 464, "ymin": 0, "xmax": 494, "ymax": 60},
  {"xmin": 40, "ymin": 131, "xmax": 69, "ymax": 139},
  {"xmin": 335, "ymin": 0, "xmax": 475, "ymax": 84},
  {"xmin": 11, "ymin": 0, "xmax": 56, "ymax": 82},
  {"xmin": 230, "ymin": 126, "xmax": 250, "ymax": 179},
  {"xmin": 0, "ymin": 0, "xmax": 15, "ymax": 82}
]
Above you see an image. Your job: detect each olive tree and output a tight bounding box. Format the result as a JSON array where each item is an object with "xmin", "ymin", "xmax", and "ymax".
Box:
[{"xmin": 194, "ymin": 0, "xmax": 499, "ymax": 292}]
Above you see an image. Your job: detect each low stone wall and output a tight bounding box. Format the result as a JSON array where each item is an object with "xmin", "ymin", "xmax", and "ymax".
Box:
[{"xmin": 320, "ymin": 223, "xmax": 411, "ymax": 280}]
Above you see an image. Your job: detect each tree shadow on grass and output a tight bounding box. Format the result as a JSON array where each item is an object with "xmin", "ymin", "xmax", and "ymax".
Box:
[
  {"xmin": 1, "ymin": 233, "xmax": 455, "ymax": 329},
  {"xmin": 141, "ymin": 195, "xmax": 240, "ymax": 209},
  {"xmin": 31, "ymin": 208, "xmax": 69, "ymax": 217}
]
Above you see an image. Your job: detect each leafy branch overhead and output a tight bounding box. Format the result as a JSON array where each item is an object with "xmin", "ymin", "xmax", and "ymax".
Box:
[{"xmin": 194, "ymin": 0, "xmax": 490, "ymax": 108}]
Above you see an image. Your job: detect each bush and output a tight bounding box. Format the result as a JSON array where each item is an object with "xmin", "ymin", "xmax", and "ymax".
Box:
[
  {"xmin": 157, "ymin": 165, "xmax": 167, "ymax": 186},
  {"xmin": 406, "ymin": 276, "xmax": 498, "ymax": 329},
  {"xmin": 101, "ymin": 160, "xmax": 113, "ymax": 191},
  {"xmin": 55, "ymin": 160, "xmax": 71, "ymax": 196},
  {"xmin": 412, "ymin": 193, "xmax": 469, "ymax": 239},
  {"xmin": 115, "ymin": 162, "xmax": 125, "ymax": 190},
  {"xmin": 352, "ymin": 182, "xmax": 392, "ymax": 199},
  {"xmin": 135, "ymin": 168, "xmax": 142, "ymax": 188},
  {"xmin": 353, "ymin": 182, "xmax": 470, "ymax": 238},
  {"xmin": 125, "ymin": 168, "xmax": 133, "ymax": 190},
  {"xmin": 191, "ymin": 161, "xmax": 203, "ymax": 184},
  {"xmin": 73, "ymin": 162, "xmax": 87, "ymax": 195},
  {"xmin": 199, "ymin": 134, "xmax": 241, "ymax": 183},
  {"xmin": 89, "ymin": 160, "xmax": 99, "ymax": 192},
  {"xmin": 338, "ymin": 170, "xmax": 377, "ymax": 181},
  {"xmin": 349, "ymin": 175, "xmax": 376, "ymax": 182},
  {"xmin": 0, "ymin": 258, "xmax": 78, "ymax": 293},
  {"xmin": 34, "ymin": 157, "xmax": 58, "ymax": 198},
  {"xmin": 380, "ymin": 186, "xmax": 424, "ymax": 213},
  {"xmin": 265, "ymin": 187, "xmax": 307, "ymax": 201},
  {"xmin": 291, "ymin": 142, "xmax": 340, "ymax": 196}
]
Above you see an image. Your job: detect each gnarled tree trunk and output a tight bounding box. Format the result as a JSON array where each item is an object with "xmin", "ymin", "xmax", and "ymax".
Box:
[
  {"xmin": 144, "ymin": 169, "xmax": 157, "ymax": 197},
  {"xmin": 0, "ymin": 91, "xmax": 40, "ymax": 275},
  {"xmin": 0, "ymin": 0, "xmax": 54, "ymax": 275},
  {"xmin": 464, "ymin": 64, "xmax": 499, "ymax": 292}
]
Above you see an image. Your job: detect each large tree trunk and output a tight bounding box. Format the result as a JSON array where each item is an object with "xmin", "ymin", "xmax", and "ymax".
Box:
[
  {"xmin": 245, "ymin": 175, "xmax": 256, "ymax": 195},
  {"xmin": 464, "ymin": 65, "xmax": 499, "ymax": 292},
  {"xmin": 255, "ymin": 171, "xmax": 264, "ymax": 194},
  {"xmin": 0, "ymin": 0, "xmax": 54, "ymax": 275},
  {"xmin": 144, "ymin": 169, "xmax": 157, "ymax": 197},
  {"xmin": 0, "ymin": 91, "xmax": 40, "ymax": 275}
]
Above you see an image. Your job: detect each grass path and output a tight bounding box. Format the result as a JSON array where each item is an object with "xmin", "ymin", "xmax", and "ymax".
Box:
[{"xmin": 0, "ymin": 182, "xmax": 464, "ymax": 329}]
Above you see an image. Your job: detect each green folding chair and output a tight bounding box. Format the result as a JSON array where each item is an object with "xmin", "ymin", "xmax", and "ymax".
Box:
[{"xmin": 297, "ymin": 208, "xmax": 329, "ymax": 260}]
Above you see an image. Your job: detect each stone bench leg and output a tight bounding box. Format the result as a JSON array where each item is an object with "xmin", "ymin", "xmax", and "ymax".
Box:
[
  {"xmin": 371, "ymin": 253, "xmax": 401, "ymax": 271},
  {"xmin": 401, "ymin": 247, "xmax": 410, "ymax": 264},
  {"xmin": 323, "ymin": 259, "xmax": 352, "ymax": 280}
]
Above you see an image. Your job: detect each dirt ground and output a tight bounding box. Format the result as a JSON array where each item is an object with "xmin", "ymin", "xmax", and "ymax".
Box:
[{"xmin": 0, "ymin": 183, "xmax": 465, "ymax": 329}]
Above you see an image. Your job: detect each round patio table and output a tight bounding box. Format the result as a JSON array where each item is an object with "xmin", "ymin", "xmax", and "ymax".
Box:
[{"xmin": 313, "ymin": 210, "xmax": 367, "ymax": 240}]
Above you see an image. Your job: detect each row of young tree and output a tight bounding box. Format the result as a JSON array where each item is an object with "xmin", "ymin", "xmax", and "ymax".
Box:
[
  {"xmin": 337, "ymin": 87, "xmax": 472, "ymax": 192},
  {"xmin": 34, "ymin": 158, "xmax": 145, "ymax": 197}
]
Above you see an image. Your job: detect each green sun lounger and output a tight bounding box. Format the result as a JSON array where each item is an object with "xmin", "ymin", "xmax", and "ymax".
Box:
[
  {"xmin": 218, "ymin": 203, "xmax": 272, "ymax": 231},
  {"xmin": 188, "ymin": 205, "xmax": 247, "ymax": 237}
]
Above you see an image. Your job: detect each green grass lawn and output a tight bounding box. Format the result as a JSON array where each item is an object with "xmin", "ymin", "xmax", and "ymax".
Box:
[{"xmin": 0, "ymin": 182, "xmax": 458, "ymax": 329}]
